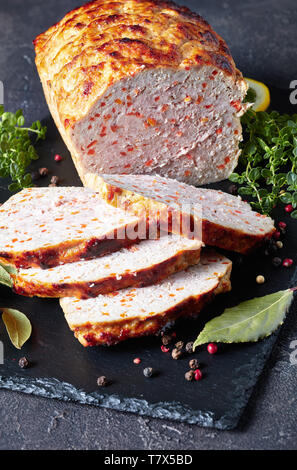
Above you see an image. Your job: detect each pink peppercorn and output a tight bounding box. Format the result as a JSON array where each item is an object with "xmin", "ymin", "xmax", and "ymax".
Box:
[
  {"xmin": 273, "ymin": 231, "xmax": 281, "ymax": 240},
  {"xmin": 207, "ymin": 343, "xmax": 218, "ymax": 354},
  {"xmin": 283, "ymin": 258, "xmax": 293, "ymax": 267},
  {"xmin": 278, "ymin": 222, "xmax": 287, "ymax": 229},
  {"xmin": 194, "ymin": 369, "xmax": 203, "ymax": 381},
  {"xmin": 133, "ymin": 358, "xmax": 141, "ymax": 364},
  {"xmin": 54, "ymin": 154, "xmax": 62, "ymax": 162},
  {"xmin": 161, "ymin": 345, "xmax": 170, "ymax": 353},
  {"xmin": 285, "ymin": 204, "xmax": 293, "ymax": 213}
]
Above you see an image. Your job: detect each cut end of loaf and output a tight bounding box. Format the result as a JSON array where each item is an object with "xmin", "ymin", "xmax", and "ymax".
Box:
[{"xmin": 71, "ymin": 67, "xmax": 247, "ymax": 185}]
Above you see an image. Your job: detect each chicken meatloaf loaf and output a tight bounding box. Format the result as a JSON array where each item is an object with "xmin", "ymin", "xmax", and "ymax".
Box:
[
  {"xmin": 34, "ymin": 0, "xmax": 248, "ymax": 186},
  {"xmin": 60, "ymin": 250, "xmax": 232, "ymax": 346},
  {"xmin": 0, "ymin": 187, "xmax": 145, "ymax": 269},
  {"xmin": 85, "ymin": 173, "xmax": 275, "ymax": 254},
  {"xmin": 12, "ymin": 234, "xmax": 201, "ymax": 298}
]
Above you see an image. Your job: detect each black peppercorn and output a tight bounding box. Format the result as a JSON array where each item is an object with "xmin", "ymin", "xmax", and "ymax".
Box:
[
  {"xmin": 272, "ymin": 257, "xmax": 282, "ymax": 267},
  {"xmin": 143, "ymin": 367, "xmax": 153, "ymax": 378},
  {"xmin": 172, "ymin": 348, "xmax": 183, "ymax": 360},
  {"xmin": 185, "ymin": 370, "xmax": 195, "ymax": 382},
  {"xmin": 189, "ymin": 358, "xmax": 200, "ymax": 370},
  {"xmin": 175, "ymin": 341, "xmax": 184, "ymax": 350},
  {"xmin": 161, "ymin": 334, "xmax": 172, "ymax": 346},
  {"xmin": 38, "ymin": 167, "xmax": 49, "ymax": 177},
  {"xmin": 228, "ymin": 184, "xmax": 238, "ymax": 195},
  {"xmin": 18, "ymin": 357, "xmax": 29, "ymax": 369},
  {"xmin": 50, "ymin": 175, "xmax": 60, "ymax": 185},
  {"xmin": 97, "ymin": 376, "xmax": 109, "ymax": 387},
  {"xmin": 185, "ymin": 342, "xmax": 194, "ymax": 354},
  {"xmin": 31, "ymin": 170, "xmax": 40, "ymax": 182}
]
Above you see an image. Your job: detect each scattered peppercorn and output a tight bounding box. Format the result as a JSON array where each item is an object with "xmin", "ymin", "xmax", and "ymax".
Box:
[
  {"xmin": 276, "ymin": 241, "xmax": 283, "ymax": 249},
  {"xmin": 278, "ymin": 221, "xmax": 287, "ymax": 229},
  {"xmin": 38, "ymin": 167, "xmax": 49, "ymax": 177},
  {"xmin": 272, "ymin": 257, "xmax": 282, "ymax": 267},
  {"xmin": 50, "ymin": 175, "xmax": 60, "ymax": 185},
  {"xmin": 161, "ymin": 345, "xmax": 170, "ymax": 353},
  {"xmin": 97, "ymin": 376, "xmax": 109, "ymax": 387},
  {"xmin": 175, "ymin": 341, "xmax": 184, "ymax": 350},
  {"xmin": 207, "ymin": 343, "xmax": 218, "ymax": 354},
  {"xmin": 256, "ymin": 275, "xmax": 265, "ymax": 284},
  {"xmin": 18, "ymin": 357, "xmax": 29, "ymax": 369},
  {"xmin": 161, "ymin": 334, "xmax": 172, "ymax": 346},
  {"xmin": 228, "ymin": 184, "xmax": 238, "ymax": 195},
  {"xmin": 133, "ymin": 358, "xmax": 141, "ymax": 365},
  {"xmin": 194, "ymin": 369, "xmax": 203, "ymax": 381},
  {"xmin": 172, "ymin": 348, "xmax": 183, "ymax": 360},
  {"xmin": 54, "ymin": 154, "xmax": 62, "ymax": 162},
  {"xmin": 31, "ymin": 170, "xmax": 40, "ymax": 182},
  {"xmin": 285, "ymin": 204, "xmax": 293, "ymax": 213},
  {"xmin": 185, "ymin": 370, "xmax": 195, "ymax": 382},
  {"xmin": 185, "ymin": 342, "xmax": 194, "ymax": 354},
  {"xmin": 143, "ymin": 367, "xmax": 154, "ymax": 378},
  {"xmin": 273, "ymin": 231, "xmax": 281, "ymax": 240},
  {"xmin": 264, "ymin": 239, "xmax": 278, "ymax": 255},
  {"xmin": 189, "ymin": 358, "xmax": 200, "ymax": 370},
  {"xmin": 283, "ymin": 258, "xmax": 293, "ymax": 267}
]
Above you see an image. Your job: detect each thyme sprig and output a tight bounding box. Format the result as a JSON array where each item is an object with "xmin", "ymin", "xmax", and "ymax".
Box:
[
  {"xmin": 0, "ymin": 106, "xmax": 47, "ymax": 192},
  {"xmin": 230, "ymin": 109, "xmax": 297, "ymax": 218}
]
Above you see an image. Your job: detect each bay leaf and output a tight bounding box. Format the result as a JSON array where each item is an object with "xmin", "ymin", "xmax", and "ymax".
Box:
[
  {"xmin": 0, "ymin": 263, "xmax": 17, "ymax": 276},
  {"xmin": 194, "ymin": 289, "xmax": 294, "ymax": 349},
  {"xmin": 0, "ymin": 264, "xmax": 13, "ymax": 288},
  {"xmin": 2, "ymin": 308, "xmax": 32, "ymax": 349}
]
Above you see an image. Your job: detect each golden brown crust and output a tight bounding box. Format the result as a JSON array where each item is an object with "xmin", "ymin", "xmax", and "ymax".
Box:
[
  {"xmin": 91, "ymin": 177, "xmax": 275, "ymax": 254},
  {"xmin": 34, "ymin": 0, "xmax": 243, "ymax": 128},
  {"xmin": 69, "ymin": 265, "xmax": 232, "ymax": 346},
  {"xmin": 12, "ymin": 244, "xmax": 200, "ymax": 298},
  {"xmin": 0, "ymin": 232, "xmax": 139, "ymax": 269}
]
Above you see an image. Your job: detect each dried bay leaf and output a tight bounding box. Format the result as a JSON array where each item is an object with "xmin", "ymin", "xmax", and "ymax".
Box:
[
  {"xmin": 194, "ymin": 289, "xmax": 295, "ymax": 349},
  {"xmin": 2, "ymin": 308, "xmax": 32, "ymax": 349}
]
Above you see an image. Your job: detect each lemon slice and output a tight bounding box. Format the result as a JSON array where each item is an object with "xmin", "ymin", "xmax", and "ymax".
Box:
[{"xmin": 244, "ymin": 78, "xmax": 270, "ymax": 112}]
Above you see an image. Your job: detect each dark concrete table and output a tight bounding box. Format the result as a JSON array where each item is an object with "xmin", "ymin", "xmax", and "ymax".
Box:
[{"xmin": 0, "ymin": 0, "xmax": 296, "ymax": 450}]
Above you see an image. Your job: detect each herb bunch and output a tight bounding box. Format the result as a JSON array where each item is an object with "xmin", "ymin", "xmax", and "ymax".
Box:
[
  {"xmin": 230, "ymin": 109, "xmax": 297, "ymax": 218},
  {"xmin": 0, "ymin": 106, "xmax": 47, "ymax": 192}
]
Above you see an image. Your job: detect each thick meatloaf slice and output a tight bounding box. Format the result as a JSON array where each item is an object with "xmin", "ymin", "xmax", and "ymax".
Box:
[
  {"xmin": 0, "ymin": 187, "xmax": 142, "ymax": 269},
  {"xmin": 34, "ymin": 0, "xmax": 247, "ymax": 186},
  {"xmin": 13, "ymin": 234, "xmax": 201, "ymax": 298},
  {"xmin": 85, "ymin": 173, "xmax": 275, "ymax": 254},
  {"xmin": 60, "ymin": 250, "xmax": 232, "ymax": 347}
]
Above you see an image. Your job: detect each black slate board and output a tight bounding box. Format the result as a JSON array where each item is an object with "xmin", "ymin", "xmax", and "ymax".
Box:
[{"xmin": 0, "ymin": 86, "xmax": 296, "ymax": 430}]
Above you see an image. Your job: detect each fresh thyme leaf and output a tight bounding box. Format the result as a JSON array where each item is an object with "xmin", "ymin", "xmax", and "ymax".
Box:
[
  {"xmin": 230, "ymin": 109, "xmax": 297, "ymax": 217},
  {"xmin": 0, "ymin": 105, "xmax": 47, "ymax": 192}
]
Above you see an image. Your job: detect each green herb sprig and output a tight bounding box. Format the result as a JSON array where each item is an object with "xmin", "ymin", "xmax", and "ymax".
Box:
[
  {"xmin": 0, "ymin": 105, "xmax": 47, "ymax": 192},
  {"xmin": 230, "ymin": 109, "xmax": 297, "ymax": 218}
]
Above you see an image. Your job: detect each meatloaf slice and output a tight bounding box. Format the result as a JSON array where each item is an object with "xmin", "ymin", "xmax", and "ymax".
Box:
[
  {"xmin": 85, "ymin": 173, "xmax": 275, "ymax": 254},
  {"xmin": 0, "ymin": 187, "xmax": 143, "ymax": 269},
  {"xmin": 60, "ymin": 250, "xmax": 232, "ymax": 347},
  {"xmin": 34, "ymin": 0, "xmax": 247, "ymax": 186},
  {"xmin": 12, "ymin": 234, "xmax": 201, "ymax": 298}
]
